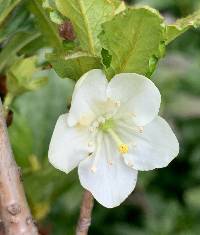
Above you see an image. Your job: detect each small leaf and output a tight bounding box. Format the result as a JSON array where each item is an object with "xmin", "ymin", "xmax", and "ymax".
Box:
[
  {"xmin": 0, "ymin": 31, "xmax": 40, "ymax": 72},
  {"xmin": 0, "ymin": 0, "xmax": 21, "ymax": 25},
  {"xmin": 47, "ymin": 51, "xmax": 102, "ymax": 80},
  {"xmin": 55, "ymin": 0, "xmax": 120, "ymax": 55},
  {"xmin": 27, "ymin": 0, "xmax": 63, "ymax": 51},
  {"xmin": 0, "ymin": 3, "xmax": 33, "ymax": 44},
  {"xmin": 166, "ymin": 9, "xmax": 200, "ymax": 44},
  {"xmin": 6, "ymin": 56, "xmax": 48, "ymax": 96},
  {"xmin": 99, "ymin": 6, "xmax": 165, "ymax": 79}
]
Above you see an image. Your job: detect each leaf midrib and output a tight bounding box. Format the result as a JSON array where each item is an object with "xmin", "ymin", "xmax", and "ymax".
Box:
[
  {"xmin": 116, "ymin": 15, "xmax": 144, "ymax": 75},
  {"xmin": 77, "ymin": 0, "xmax": 96, "ymax": 55}
]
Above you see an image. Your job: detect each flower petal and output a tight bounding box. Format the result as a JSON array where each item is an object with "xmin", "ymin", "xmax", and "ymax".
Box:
[
  {"xmin": 107, "ymin": 73, "xmax": 161, "ymax": 126},
  {"xmin": 68, "ymin": 69, "xmax": 108, "ymax": 126},
  {"xmin": 48, "ymin": 114, "xmax": 90, "ymax": 173},
  {"xmin": 78, "ymin": 133, "xmax": 138, "ymax": 208},
  {"xmin": 118, "ymin": 116, "xmax": 179, "ymax": 171}
]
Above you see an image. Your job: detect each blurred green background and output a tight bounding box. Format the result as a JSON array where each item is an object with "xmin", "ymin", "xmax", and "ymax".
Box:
[{"xmin": 0, "ymin": 0, "xmax": 200, "ymax": 234}]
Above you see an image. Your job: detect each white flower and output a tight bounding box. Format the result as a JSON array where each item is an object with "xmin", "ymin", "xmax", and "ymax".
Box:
[{"xmin": 48, "ymin": 69, "xmax": 179, "ymax": 208}]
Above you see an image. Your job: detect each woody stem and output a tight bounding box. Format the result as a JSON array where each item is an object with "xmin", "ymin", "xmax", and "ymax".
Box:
[
  {"xmin": 76, "ymin": 190, "xmax": 94, "ymax": 235},
  {"xmin": 0, "ymin": 98, "xmax": 39, "ymax": 235}
]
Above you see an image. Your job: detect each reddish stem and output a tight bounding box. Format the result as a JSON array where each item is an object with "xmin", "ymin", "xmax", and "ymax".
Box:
[{"xmin": 76, "ymin": 190, "xmax": 94, "ymax": 235}]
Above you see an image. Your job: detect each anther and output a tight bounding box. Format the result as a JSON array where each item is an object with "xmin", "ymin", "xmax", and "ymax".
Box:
[
  {"xmin": 91, "ymin": 165, "xmax": 96, "ymax": 173},
  {"xmin": 107, "ymin": 129, "xmax": 129, "ymax": 154},
  {"xmin": 93, "ymin": 121, "xmax": 99, "ymax": 128},
  {"xmin": 98, "ymin": 116, "xmax": 105, "ymax": 123},
  {"xmin": 138, "ymin": 126, "xmax": 144, "ymax": 133},
  {"xmin": 89, "ymin": 126, "xmax": 95, "ymax": 132},
  {"xmin": 119, "ymin": 144, "xmax": 129, "ymax": 154},
  {"xmin": 108, "ymin": 160, "xmax": 113, "ymax": 165}
]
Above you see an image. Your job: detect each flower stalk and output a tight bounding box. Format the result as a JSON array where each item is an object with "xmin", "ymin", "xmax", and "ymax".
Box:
[{"xmin": 76, "ymin": 190, "xmax": 94, "ymax": 235}]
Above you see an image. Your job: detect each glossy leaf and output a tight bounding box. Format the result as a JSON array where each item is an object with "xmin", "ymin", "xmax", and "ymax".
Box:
[
  {"xmin": 47, "ymin": 51, "xmax": 102, "ymax": 80},
  {"xmin": 99, "ymin": 7, "xmax": 165, "ymax": 79},
  {"xmin": 55, "ymin": 0, "xmax": 121, "ymax": 55},
  {"xmin": 6, "ymin": 56, "xmax": 48, "ymax": 96}
]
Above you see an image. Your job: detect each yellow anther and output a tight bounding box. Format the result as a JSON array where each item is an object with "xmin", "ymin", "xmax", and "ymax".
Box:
[{"xmin": 119, "ymin": 144, "xmax": 129, "ymax": 154}]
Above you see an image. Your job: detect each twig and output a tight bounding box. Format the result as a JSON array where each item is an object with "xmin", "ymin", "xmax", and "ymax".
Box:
[
  {"xmin": 76, "ymin": 190, "xmax": 94, "ymax": 235},
  {"xmin": 0, "ymin": 98, "xmax": 39, "ymax": 235}
]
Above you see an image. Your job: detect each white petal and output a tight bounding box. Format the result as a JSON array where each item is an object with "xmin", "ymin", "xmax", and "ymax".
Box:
[
  {"xmin": 48, "ymin": 114, "xmax": 90, "ymax": 173},
  {"xmin": 68, "ymin": 69, "xmax": 108, "ymax": 126},
  {"xmin": 78, "ymin": 134, "xmax": 138, "ymax": 208},
  {"xmin": 118, "ymin": 116, "xmax": 179, "ymax": 171},
  {"xmin": 107, "ymin": 73, "xmax": 161, "ymax": 126}
]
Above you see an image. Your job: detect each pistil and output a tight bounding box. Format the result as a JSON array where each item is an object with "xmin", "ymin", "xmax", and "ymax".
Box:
[{"xmin": 107, "ymin": 129, "xmax": 129, "ymax": 154}]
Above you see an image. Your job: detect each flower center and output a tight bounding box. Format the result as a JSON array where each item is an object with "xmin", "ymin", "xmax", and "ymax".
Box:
[
  {"xmin": 99, "ymin": 118, "xmax": 115, "ymax": 131},
  {"xmin": 88, "ymin": 116, "xmax": 129, "ymax": 155}
]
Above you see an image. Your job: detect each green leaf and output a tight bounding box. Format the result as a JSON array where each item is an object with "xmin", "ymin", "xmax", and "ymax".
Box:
[
  {"xmin": 8, "ymin": 112, "xmax": 33, "ymax": 168},
  {"xmin": 0, "ymin": 4, "xmax": 33, "ymax": 43},
  {"xmin": 101, "ymin": 48, "xmax": 112, "ymax": 68},
  {"xmin": 0, "ymin": 31, "xmax": 41, "ymax": 72},
  {"xmin": 6, "ymin": 56, "xmax": 48, "ymax": 96},
  {"xmin": 0, "ymin": 0, "xmax": 21, "ymax": 25},
  {"xmin": 99, "ymin": 7, "xmax": 165, "ymax": 79},
  {"xmin": 47, "ymin": 51, "xmax": 102, "ymax": 80},
  {"xmin": 165, "ymin": 9, "xmax": 200, "ymax": 44},
  {"xmin": 27, "ymin": 0, "xmax": 63, "ymax": 51},
  {"xmin": 55, "ymin": 0, "xmax": 120, "ymax": 55},
  {"xmin": 185, "ymin": 186, "xmax": 200, "ymax": 208}
]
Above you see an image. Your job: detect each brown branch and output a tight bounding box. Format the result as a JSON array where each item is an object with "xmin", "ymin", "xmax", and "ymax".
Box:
[
  {"xmin": 0, "ymin": 98, "xmax": 39, "ymax": 235},
  {"xmin": 76, "ymin": 190, "xmax": 94, "ymax": 235}
]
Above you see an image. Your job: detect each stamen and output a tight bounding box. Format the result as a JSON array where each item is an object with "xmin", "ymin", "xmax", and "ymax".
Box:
[
  {"xmin": 117, "ymin": 121, "xmax": 144, "ymax": 134},
  {"xmin": 90, "ymin": 134, "xmax": 102, "ymax": 173},
  {"xmin": 127, "ymin": 161, "xmax": 133, "ymax": 167},
  {"xmin": 105, "ymin": 113, "xmax": 112, "ymax": 119},
  {"xmin": 98, "ymin": 116, "xmax": 105, "ymax": 123},
  {"xmin": 93, "ymin": 121, "xmax": 99, "ymax": 128},
  {"xmin": 89, "ymin": 126, "xmax": 95, "ymax": 132},
  {"xmin": 104, "ymin": 135, "xmax": 114, "ymax": 165},
  {"xmin": 88, "ymin": 141, "xmax": 95, "ymax": 153},
  {"xmin": 138, "ymin": 126, "xmax": 144, "ymax": 133},
  {"xmin": 107, "ymin": 129, "xmax": 129, "ymax": 154},
  {"xmin": 90, "ymin": 165, "xmax": 97, "ymax": 173},
  {"xmin": 115, "ymin": 100, "xmax": 121, "ymax": 107},
  {"xmin": 119, "ymin": 144, "xmax": 129, "ymax": 154}
]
